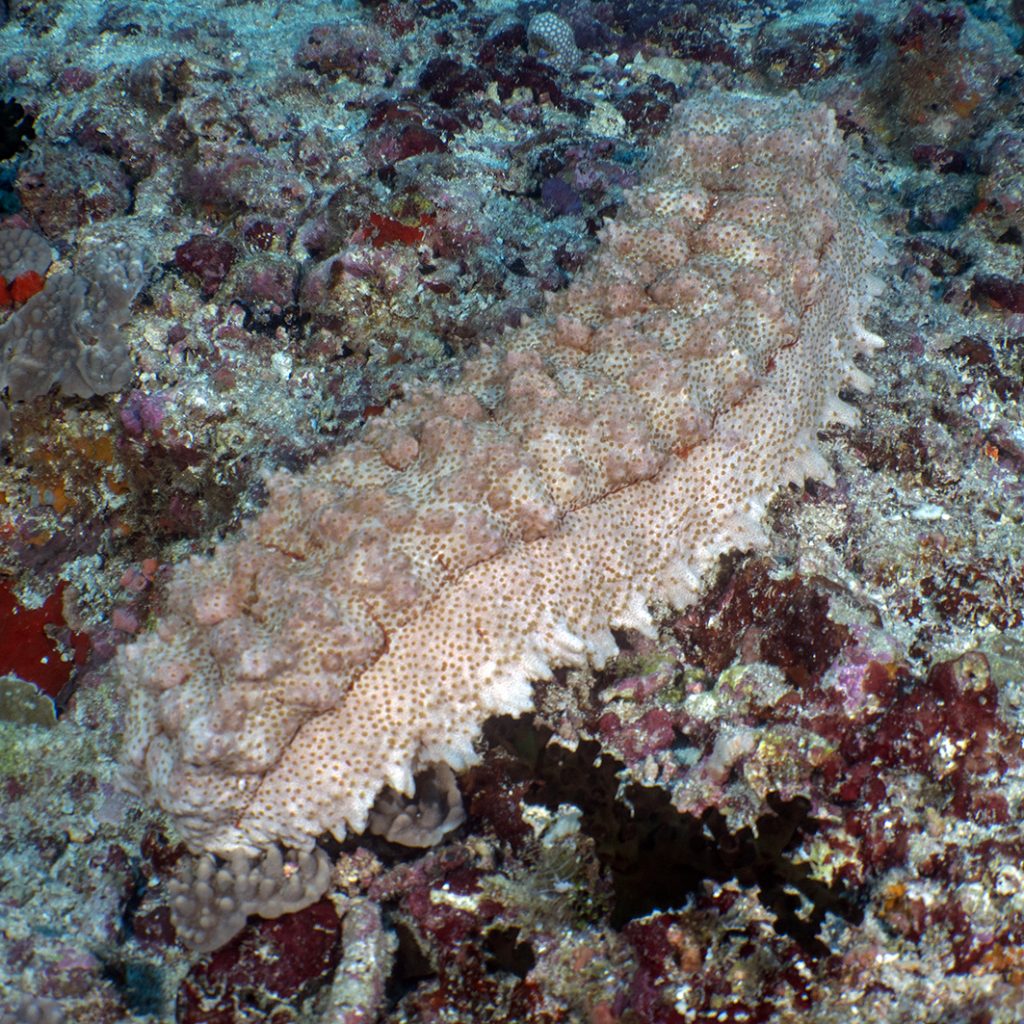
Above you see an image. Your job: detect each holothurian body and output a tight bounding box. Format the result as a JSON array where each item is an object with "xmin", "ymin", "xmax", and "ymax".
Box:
[{"xmin": 117, "ymin": 91, "xmax": 883, "ymax": 855}]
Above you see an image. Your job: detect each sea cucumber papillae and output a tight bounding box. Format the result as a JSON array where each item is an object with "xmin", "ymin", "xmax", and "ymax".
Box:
[{"xmin": 117, "ymin": 91, "xmax": 884, "ymax": 856}]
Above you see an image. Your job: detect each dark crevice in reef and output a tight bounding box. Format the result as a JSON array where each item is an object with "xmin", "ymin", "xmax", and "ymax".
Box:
[
  {"xmin": 386, "ymin": 921, "xmax": 437, "ymax": 1006},
  {"xmin": 0, "ymin": 98, "xmax": 34, "ymax": 161},
  {"xmin": 384, "ymin": 917, "xmax": 537, "ymax": 1010},
  {"xmin": 482, "ymin": 717, "xmax": 863, "ymax": 954}
]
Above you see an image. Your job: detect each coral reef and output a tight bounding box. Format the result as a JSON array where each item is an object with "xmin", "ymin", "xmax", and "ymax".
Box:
[{"xmin": 1, "ymin": 0, "xmax": 1024, "ymax": 1021}]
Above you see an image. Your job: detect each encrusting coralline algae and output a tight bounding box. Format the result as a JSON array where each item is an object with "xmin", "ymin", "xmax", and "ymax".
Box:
[{"xmin": 116, "ymin": 90, "xmax": 884, "ymax": 859}]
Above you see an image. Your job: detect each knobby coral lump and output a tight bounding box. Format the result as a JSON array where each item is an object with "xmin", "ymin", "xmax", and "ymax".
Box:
[
  {"xmin": 0, "ymin": 229, "xmax": 146, "ymax": 434},
  {"xmin": 116, "ymin": 92, "xmax": 884, "ymax": 856}
]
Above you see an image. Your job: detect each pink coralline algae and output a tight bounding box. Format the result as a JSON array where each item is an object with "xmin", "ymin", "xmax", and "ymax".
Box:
[
  {"xmin": 119, "ymin": 390, "xmax": 167, "ymax": 438},
  {"xmin": 174, "ymin": 234, "xmax": 236, "ymax": 298},
  {"xmin": 606, "ymin": 559, "xmax": 1024, "ymax": 866},
  {"xmin": 177, "ymin": 898, "xmax": 343, "ymax": 1024},
  {"xmin": 17, "ymin": 143, "xmax": 132, "ymax": 237},
  {"xmin": 115, "ymin": 90, "xmax": 883, "ymax": 858}
]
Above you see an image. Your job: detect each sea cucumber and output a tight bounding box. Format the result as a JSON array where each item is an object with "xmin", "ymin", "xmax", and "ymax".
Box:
[{"xmin": 116, "ymin": 90, "xmax": 884, "ymax": 856}]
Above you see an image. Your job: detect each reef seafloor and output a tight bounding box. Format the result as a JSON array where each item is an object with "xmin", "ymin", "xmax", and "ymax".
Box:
[{"xmin": 1, "ymin": 0, "xmax": 1023, "ymax": 1022}]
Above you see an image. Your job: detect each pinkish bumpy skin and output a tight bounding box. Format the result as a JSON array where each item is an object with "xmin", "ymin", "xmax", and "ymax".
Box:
[{"xmin": 116, "ymin": 91, "xmax": 884, "ymax": 856}]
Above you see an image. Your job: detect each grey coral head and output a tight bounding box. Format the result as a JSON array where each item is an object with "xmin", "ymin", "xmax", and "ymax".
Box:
[
  {"xmin": 0, "ymin": 234, "xmax": 147, "ymax": 429},
  {"xmin": 168, "ymin": 845, "xmax": 333, "ymax": 953},
  {"xmin": 0, "ymin": 993, "xmax": 66, "ymax": 1024},
  {"xmin": 0, "ymin": 227, "xmax": 54, "ymax": 279}
]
